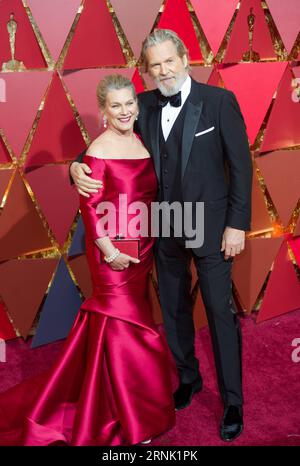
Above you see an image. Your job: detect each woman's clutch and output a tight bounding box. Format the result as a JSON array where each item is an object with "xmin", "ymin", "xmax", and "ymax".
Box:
[{"xmin": 99, "ymin": 237, "xmax": 140, "ymax": 263}]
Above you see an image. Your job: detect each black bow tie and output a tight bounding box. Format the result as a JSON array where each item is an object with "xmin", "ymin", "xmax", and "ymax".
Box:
[{"xmin": 158, "ymin": 91, "xmax": 182, "ymax": 108}]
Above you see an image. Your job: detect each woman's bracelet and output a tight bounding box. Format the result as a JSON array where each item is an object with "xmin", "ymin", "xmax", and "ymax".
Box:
[{"xmin": 104, "ymin": 248, "xmax": 120, "ymax": 263}]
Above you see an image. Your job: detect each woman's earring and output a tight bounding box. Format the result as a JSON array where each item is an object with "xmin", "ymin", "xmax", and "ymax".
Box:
[
  {"xmin": 135, "ymin": 113, "xmax": 139, "ymax": 121},
  {"xmin": 103, "ymin": 116, "xmax": 107, "ymax": 128}
]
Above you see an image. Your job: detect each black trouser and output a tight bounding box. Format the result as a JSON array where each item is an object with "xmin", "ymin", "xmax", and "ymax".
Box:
[{"xmin": 155, "ymin": 236, "xmax": 243, "ymax": 407}]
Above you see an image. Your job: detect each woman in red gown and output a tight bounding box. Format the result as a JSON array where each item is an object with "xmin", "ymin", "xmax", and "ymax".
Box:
[{"xmin": 0, "ymin": 75, "xmax": 175, "ymax": 446}]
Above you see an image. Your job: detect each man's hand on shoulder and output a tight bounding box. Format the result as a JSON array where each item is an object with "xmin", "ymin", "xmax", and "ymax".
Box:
[
  {"xmin": 70, "ymin": 161, "xmax": 103, "ymax": 198},
  {"xmin": 221, "ymin": 226, "xmax": 245, "ymax": 260}
]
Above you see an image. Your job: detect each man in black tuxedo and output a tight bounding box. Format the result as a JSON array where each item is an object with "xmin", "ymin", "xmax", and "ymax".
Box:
[{"xmin": 70, "ymin": 29, "xmax": 252, "ymax": 442}]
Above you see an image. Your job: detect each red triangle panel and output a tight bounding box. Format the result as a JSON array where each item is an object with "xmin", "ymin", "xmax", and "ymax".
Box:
[
  {"xmin": 63, "ymin": 0, "xmax": 126, "ymax": 69},
  {"xmin": 25, "ymin": 165, "xmax": 79, "ymax": 246},
  {"xmin": 0, "ymin": 259, "xmax": 59, "ymax": 338},
  {"xmin": 157, "ymin": 0, "xmax": 203, "ymax": 62},
  {"xmin": 0, "ymin": 171, "xmax": 52, "ymax": 261},
  {"xmin": 257, "ymin": 241, "xmax": 300, "ymax": 322},
  {"xmin": 25, "ymin": 73, "xmax": 86, "ymax": 167}
]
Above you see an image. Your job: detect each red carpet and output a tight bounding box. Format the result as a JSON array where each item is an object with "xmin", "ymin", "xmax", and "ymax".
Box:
[{"xmin": 1, "ymin": 310, "xmax": 300, "ymax": 446}]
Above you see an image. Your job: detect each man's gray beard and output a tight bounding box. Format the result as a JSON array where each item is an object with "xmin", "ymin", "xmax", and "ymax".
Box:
[{"xmin": 155, "ymin": 73, "xmax": 188, "ymax": 97}]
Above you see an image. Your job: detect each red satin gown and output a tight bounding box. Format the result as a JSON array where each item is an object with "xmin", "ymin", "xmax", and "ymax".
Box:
[{"xmin": 0, "ymin": 155, "xmax": 175, "ymax": 446}]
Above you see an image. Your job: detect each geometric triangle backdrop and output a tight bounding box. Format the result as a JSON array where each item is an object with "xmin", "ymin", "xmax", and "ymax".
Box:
[
  {"xmin": 232, "ymin": 237, "xmax": 283, "ymax": 312},
  {"xmin": 257, "ymin": 241, "xmax": 300, "ymax": 322},
  {"xmin": 157, "ymin": 0, "xmax": 203, "ymax": 61},
  {"xmin": 25, "ymin": 164, "xmax": 79, "ymax": 246},
  {"xmin": 219, "ymin": 62, "xmax": 287, "ymax": 145},
  {"xmin": 0, "ymin": 0, "xmax": 300, "ymax": 346},
  {"xmin": 25, "ymin": 72, "xmax": 86, "ymax": 167},
  {"xmin": 0, "ymin": 0, "xmax": 46, "ymax": 69},
  {"xmin": 0, "ymin": 259, "xmax": 59, "ymax": 338},
  {"xmin": 27, "ymin": 0, "xmax": 81, "ymax": 62},
  {"xmin": 266, "ymin": 0, "xmax": 300, "ymax": 53},
  {"xmin": 0, "ymin": 171, "xmax": 52, "ymax": 261},
  {"xmin": 191, "ymin": 0, "xmax": 238, "ymax": 56},
  {"xmin": 223, "ymin": 0, "xmax": 276, "ymax": 63},
  {"xmin": 110, "ymin": 0, "xmax": 164, "ymax": 58},
  {"xmin": 63, "ymin": 0, "xmax": 126, "ymax": 69},
  {"xmin": 31, "ymin": 258, "xmax": 82, "ymax": 348},
  {"xmin": 0, "ymin": 72, "xmax": 51, "ymax": 158},
  {"xmin": 256, "ymin": 150, "xmax": 300, "ymax": 226},
  {"xmin": 261, "ymin": 66, "xmax": 300, "ymax": 152}
]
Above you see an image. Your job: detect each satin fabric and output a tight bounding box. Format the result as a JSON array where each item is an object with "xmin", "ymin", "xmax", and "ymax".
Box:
[{"xmin": 0, "ymin": 156, "xmax": 175, "ymax": 446}]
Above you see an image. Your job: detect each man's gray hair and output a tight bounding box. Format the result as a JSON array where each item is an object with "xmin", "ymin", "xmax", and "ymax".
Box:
[{"xmin": 141, "ymin": 29, "xmax": 190, "ymax": 71}]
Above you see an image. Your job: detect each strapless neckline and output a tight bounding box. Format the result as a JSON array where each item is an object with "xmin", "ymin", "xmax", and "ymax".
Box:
[{"xmin": 84, "ymin": 154, "xmax": 151, "ymax": 161}]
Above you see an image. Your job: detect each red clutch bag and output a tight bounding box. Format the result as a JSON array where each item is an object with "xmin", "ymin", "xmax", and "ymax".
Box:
[{"xmin": 100, "ymin": 237, "xmax": 140, "ymax": 263}]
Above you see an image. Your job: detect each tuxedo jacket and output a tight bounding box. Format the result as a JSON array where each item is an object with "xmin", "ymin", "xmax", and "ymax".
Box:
[{"xmin": 74, "ymin": 78, "xmax": 252, "ymax": 257}]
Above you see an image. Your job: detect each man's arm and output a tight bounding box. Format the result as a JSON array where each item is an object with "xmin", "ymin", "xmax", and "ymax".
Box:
[
  {"xmin": 219, "ymin": 90, "xmax": 252, "ymax": 257},
  {"xmin": 69, "ymin": 149, "xmax": 86, "ymax": 185},
  {"xmin": 219, "ymin": 90, "xmax": 252, "ymax": 231},
  {"xmin": 69, "ymin": 149, "xmax": 103, "ymax": 197}
]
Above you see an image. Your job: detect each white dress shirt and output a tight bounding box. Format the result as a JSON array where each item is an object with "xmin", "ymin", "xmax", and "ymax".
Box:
[{"xmin": 161, "ymin": 75, "xmax": 192, "ymax": 141}]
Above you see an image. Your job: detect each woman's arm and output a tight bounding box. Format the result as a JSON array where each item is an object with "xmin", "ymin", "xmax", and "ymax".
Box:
[
  {"xmin": 80, "ymin": 157, "xmax": 139, "ymax": 270},
  {"xmin": 79, "ymin": 156, "xmax": 108, "ymax": 241}
]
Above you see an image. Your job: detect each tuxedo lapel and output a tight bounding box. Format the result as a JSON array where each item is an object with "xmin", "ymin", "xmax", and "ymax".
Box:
[
  {"xmin": 181, "ymin": 81, "xmax": 203, "ymax": 181},
  {"xmin": 148, "ymin": 104, "xmax": 161, "ymax": 179}
]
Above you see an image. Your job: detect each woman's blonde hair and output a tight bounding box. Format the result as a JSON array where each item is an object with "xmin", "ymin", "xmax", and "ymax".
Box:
[{"xmin": 96, "ymin": 74, "xmax": 137, "ymax": 109}]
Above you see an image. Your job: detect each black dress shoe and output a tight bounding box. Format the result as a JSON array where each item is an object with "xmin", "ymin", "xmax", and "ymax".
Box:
[
  {"xmin": 220, "ymin": 405, "xmax": 243, "ymax": 442},
  {"xmin": 173, "ymin": 376, "xmax": 203, "ymax": 411}
]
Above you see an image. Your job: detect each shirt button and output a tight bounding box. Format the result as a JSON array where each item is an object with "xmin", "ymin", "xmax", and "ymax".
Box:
[
  {"xmin": 164, "ymin": 169, "xmax": 168, "ymax": 174},
  {"xmin": 165, "ymin": 185, "xmax": 169, "ymax": 189},
  {"xmin": 163, "ymin": 154, "xmax": 168, "ymax": 159}
]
